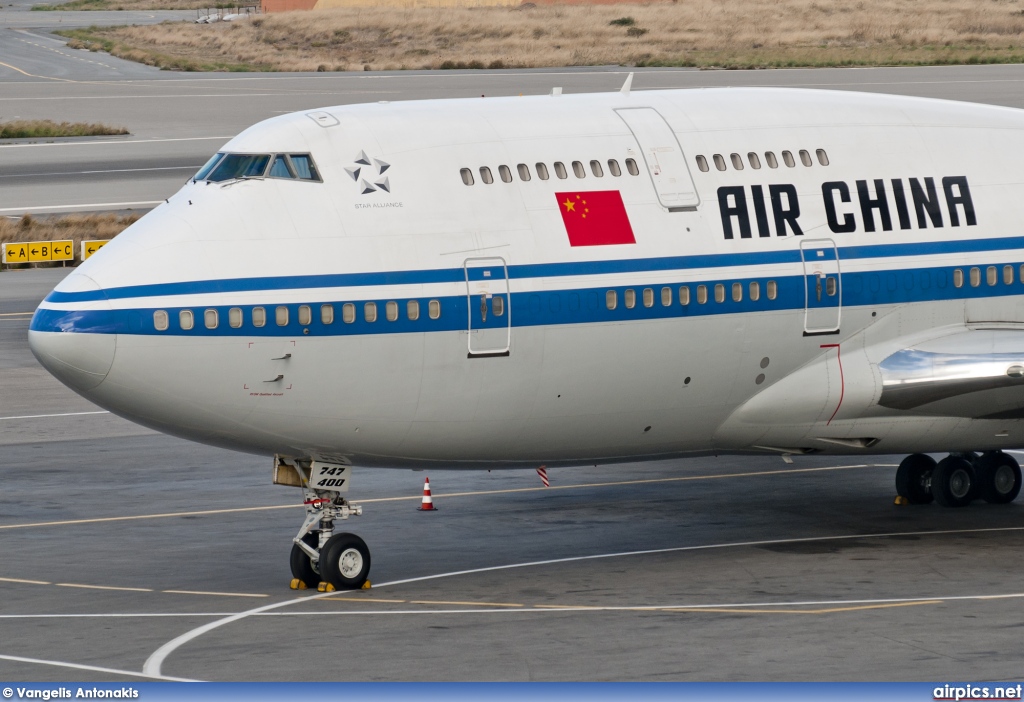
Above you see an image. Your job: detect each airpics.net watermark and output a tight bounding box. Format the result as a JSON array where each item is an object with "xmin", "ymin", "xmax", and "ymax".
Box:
[
  {"xmin": 2, "ymin": 688, "xmax": 138, "ymax": 700},
  {"xmin": 935, "ymin": 685, "xmax": 1024, "ymax": 701}
]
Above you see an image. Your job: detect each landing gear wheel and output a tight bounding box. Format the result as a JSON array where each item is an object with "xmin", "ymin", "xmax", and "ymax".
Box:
[
  {"xmin": 932, "ymin": 455, "xmax": 976, "ymax": 508},
  {"xmin": 289, "ymin": 531, "xmax": 321, "ymax": 589},
  {"xmin": 975, "ymin": 451, "xmax": 1022, "ymax": 504},
  {"xmin": 320, "ymin": 532, "xmax": 371, "ymax": 590},
  {"xmin": 895, "ymin": 453, "xmax": 936, "ymax": 504}
]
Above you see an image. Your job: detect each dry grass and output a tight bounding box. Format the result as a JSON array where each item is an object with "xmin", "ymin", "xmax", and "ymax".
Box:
[
  {"xmin": 1, "ymin": 213, "xmax": 136, "ymax": 267},
  {"xmin": 0, "ymin": 120, "xmax": 128, "ymax": 139},
  {"xmin": 56, "ymin": 0, "xmax": 1024, "ymax": 72}
]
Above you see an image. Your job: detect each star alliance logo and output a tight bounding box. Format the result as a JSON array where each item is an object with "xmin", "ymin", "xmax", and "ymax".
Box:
[{"xmin": 345, "ymin": 151, "xmax": 390, "ymax": 195}]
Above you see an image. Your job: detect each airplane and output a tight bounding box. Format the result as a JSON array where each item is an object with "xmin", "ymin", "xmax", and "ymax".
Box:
[{"xmin": 29, "ymin": 75, "xmax": 1024, "ymax": 592}]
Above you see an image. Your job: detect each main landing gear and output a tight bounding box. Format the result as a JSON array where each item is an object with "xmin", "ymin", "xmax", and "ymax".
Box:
[
  {"xmin": 277, "ymin": 458, "xmax": 371, "ymax": 591},
  {"xmin": 895, "ymin": 451, "xmax": 1022, "ymax": 507}
]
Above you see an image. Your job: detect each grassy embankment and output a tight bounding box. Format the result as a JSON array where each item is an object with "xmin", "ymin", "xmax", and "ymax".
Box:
[
  {"xmin": 1, "ymin": 214, "xmax": 137, "ymax": 268},
  {"xmin": 54, "ymin": 0, "xmax": 1024, "ymax": 72},
  {"xmin": 0, "ymin": 120, "xmax": 128, "ymax": 139}
]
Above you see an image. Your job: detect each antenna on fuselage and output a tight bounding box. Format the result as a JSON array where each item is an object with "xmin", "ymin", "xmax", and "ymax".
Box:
[{"xmin": 620, "ymin": 72, "xmax": 634, "ymax": 96}]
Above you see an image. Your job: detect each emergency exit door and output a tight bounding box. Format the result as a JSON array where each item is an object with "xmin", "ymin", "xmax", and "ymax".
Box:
[
  {"xmin": 464, "ymin": 257, "xmax": 511, "ymax": 358},
  {"xmin": 615, "ymin": 107, "xmax": 700, "ymax": 210}
]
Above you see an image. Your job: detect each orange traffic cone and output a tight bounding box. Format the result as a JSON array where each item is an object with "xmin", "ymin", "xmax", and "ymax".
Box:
[{"xmin": 418, "ymin": 476, "xmax": 437, "ymax": 511}]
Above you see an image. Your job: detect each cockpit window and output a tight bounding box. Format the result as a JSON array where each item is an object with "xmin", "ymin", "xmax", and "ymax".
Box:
[
  {"xmin": 207, "ymin": 153, "xmax": 271, "ymax": 182},
  {"xmin": 194, "ymin": 153, "xmax": 224, "ymax": 181},
  {"xmin": 289, "ymin": 154, "xmax": 320, "ymax": 181},
  {"xmin": 268, "ymin": 155, "xmax": 295, "ymax": 179}
]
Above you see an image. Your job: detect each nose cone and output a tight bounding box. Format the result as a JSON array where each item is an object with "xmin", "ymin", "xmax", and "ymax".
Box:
[{"xmin": 29, "ymin": 273, "xmax": 116, "ymax": 393}]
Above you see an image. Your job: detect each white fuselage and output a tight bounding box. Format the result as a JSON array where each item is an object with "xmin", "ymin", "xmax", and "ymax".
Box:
[{"xmin": 29, "ymin": 87, "xmax": 1024, "ymax": 469}]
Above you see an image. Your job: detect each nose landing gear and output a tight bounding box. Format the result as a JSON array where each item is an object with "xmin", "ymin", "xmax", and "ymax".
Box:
[
  {"xmin": 276, "ymin": 457, "xmax": 371, "ymax": 591},
  {"xmin": 895, "ymin": 451, "xmax": 1021, "ymax": 507}
]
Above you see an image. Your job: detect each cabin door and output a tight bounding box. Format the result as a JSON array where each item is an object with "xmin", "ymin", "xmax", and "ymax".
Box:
[
  {"xmin": 800, "ymin": 239, "xmax": 842, "ymax": 336},
  {"xmin": 464, "ymin": 257, "xmax": 511, "ymax": 358},
  {"xmin": 615, "ymin": 107, "xmax": 699, "ymax": 211}
]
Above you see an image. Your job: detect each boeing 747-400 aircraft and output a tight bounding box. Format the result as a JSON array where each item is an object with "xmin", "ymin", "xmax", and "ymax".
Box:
[{"xmin": 29, "ymin": 77, "xmax": 1024, "ymax": 590}]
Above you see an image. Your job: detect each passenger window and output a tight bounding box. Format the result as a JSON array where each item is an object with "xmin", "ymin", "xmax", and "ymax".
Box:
[
  {"xmin": 642, "ymin": 288, "xmax": 654, "ymax": 308},
  {"xmin": 207, "ymin": 153, "xmax": 270, "ymax": 182},
  {"xmin": 697, "ymin": 285, "xmax": 708, "ymax": 304},
  {"xmin": 590, "ymin": 160, "xmax": 604, "ymax": 177},
  {"xmin": 696, "ymin": 155, "xmax": 709, "ymax": 172},
  {"xmin": 732, "ymin": 283, "xmax": 742, "ymax": 302},
  {"xmin": 498, "ymin": 165, "xmax": 513, "ymax": 183},
  {"xmin": 298, "ymin": 305, "xmax": 311, "ymax": 326},
  {"xmin": 987, "ymin": 266, "xmax": 997, "ymax": 286},
  {"xmin": 228, "ymin": 307, "xmax": 242, "ymax": 328},
  {"xmin": 782, "ymin": 151, "xmax": 796, "ymax": 167},
  {"xmin": 1020, "ymin": 265, "xmax": 1024, "ymax": 284},
  {"xmin": 625, "ymin": 289, "xmax": 636, "ymax": 309},
  {"xmin": 321, "ymin": 304, "xmax": 334, "ymax": 325},
  {"xmin": 386, "ymin": 301, "xmax": 398, "ymax": 321},
  {"xmin": 661, "ymin": 286, "xmax": 672, "ymax": 307},
  {"xmin": 748, "ymin": 153, "xmax": 761, "ymax": 169},
  {"xmin": 364, "ymin": 302, "xmax": 377, "ymax": 323},
  {"xmin": 715, "ymin": 284, "xmax": 725, "ymax": 303},
  {"xmin": 953, "ymin": 269, "xmax": 964, "ymax": 288},
  {"xmin": 826, "ymin": 277, "xmax": 837, "ymax": 296},
  {"xmin": 749, "ymin": 281, "xmax": 760, "ymax": 301},
  {"xmin": 1005, "ymin": 265, "xmax": 1014, "ymax": 285},
  {"xmin": 572, "ymin": 161, "xmax": 586, "ymax": 178},
  {"xmin": 816, "ymin": 149, "xmax": 829, "ymax": 166},
  {"xmin": 554, "ymin": 162, "xmax": 568, "ymax": 179},
  {"xmin": 767, "ymin": 281, "xmax": 778, "ymax": 300},
  {"xmin": 730, "ymin": 153, "xmax": 744, "ymax": 170},
  {"xmin": 407, "ymin": 300, "xmax": 420, "ymax": 321},
  {"xmin": 765, "ymin": 152, "xmax": 779, "ymax": 169},
  {"xmin": 276, "ymin": 306, "xmax": 289, "ymax": 326},
  {"xmin": 970, "ymin": 267, "xmax": 981, "ymax": 287},
  {"xmin": 492, "ymin": 296, "xmax": 504, "ymax": 316},
  {"xmin": 536, "ymin": 163, "xmax": 550, "ymax": 180},
  {"xmin": 713, "ymin": 154, "xmax": 726, "ymax": 171},
  {"xmin": 679, "ymin": 286, "xmax": 690, "ymax": 305},
  {"xmin": 428, "ymin": 300, "xmax": 441, "ymax": 319},
  {"xmin": 252, "ymin": 306, "xmax": 266, "ymax": 327},
  {"xmin": 517, "ymin": 164, "xmax": 531, "ymax": 181},
  {"xmin": 625, "ymin": 158, "xmax": 639, "ymax": 176},
  {"xmin": 480, "ymin": 167, "xmax": 494, "ymax": 184},
  {"xmin": 289, "ymin": 154, "xmax": 320, "ymax": 181},
  {"xmin": 460, "ymin": 168, "xmax": 474, "ymax": 186},
  {"xmin": 179, "ymin": 310, "xmax": 194, "ymax": 331},
  {"xmin": 154, "ymin": 310, "xmax": 168, "ymax": 331},
  {"xmin": 799, "ymin": 150, "xmax": 813, "ymax": 167},
  {"xmin": 342, "ymin": 303, "xmax": 356, "ymax": 323},
  {"xmin": 204, "ymin": 309, "xmax": 218, "ymax": 329},
  {"xmin": 608, "ymin": 159, "xmax": 622, "ymax": 177},
  {"xmin": 268, "ymin": 155, "xmax": 295, "ymax": 179},
  {"xmin": 606, "ymin": 290, "xmax": 618, "ymax": 310}
]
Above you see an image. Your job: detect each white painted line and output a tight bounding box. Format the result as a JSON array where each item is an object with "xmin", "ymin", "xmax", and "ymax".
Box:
[
  {"xmin": 142, "ymin": 524, "xmax": 1024, "ymax": 677},
  {"xmin": 162, "ymin": 590, "xmax": 268, "ymax": 598},
  {"xmin": 0, "ymin": 410, "xmax": 109, "ymax": 420},
  {"xmin": 57, "ymin": 583, "xmax": 153, "ymax": 593},
  {"xmin": 0, "ymin": 166, "xmax": 198, "ymax": 179},
  {"xmin": 0, "ymin": 136, "xmax": 233, "ymax": 149},
  {"xmin": 0, "ymin": 576, "xmax": 49, "ymax": 585},
  {"xmin": 0, "ymin": 653, "xmax": 197, "ymax": 682},
  {"xmin": 0, "ymin": 202, "xmax": 161, "ymax": 213}
]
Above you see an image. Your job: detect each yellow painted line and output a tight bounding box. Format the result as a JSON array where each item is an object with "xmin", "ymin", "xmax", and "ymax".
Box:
[
  {"xmin": 0, "ymin": 576, "xmax": 50, "ymax": 585},
  {"xmin": 321, "ymin": 596, "xmax": 408, "ymax": 603},
  {"xmin": 410, "ymin": 599, "xmax": 524, "ymax": 608},
  {"xmin": 0, "ymin": 463, "xmax": 892, "ymax": 531},
  {"xmin": 534, "ymin": 604, "xmax": 603, "ymax": 609},
  {"xmin": 56, "ymin": 583, "xmax": 153, "ymax": 593},
  {"xmin": 0, "ymin": 61, "xmax": 75, "ymax": 83},
  {"xmin": 162, "ymin": 590, "xmax": 268, "ymax": 599},
  {"xmin": 0, "ymin": 312, "xmax": 33, "ymax": 317}
]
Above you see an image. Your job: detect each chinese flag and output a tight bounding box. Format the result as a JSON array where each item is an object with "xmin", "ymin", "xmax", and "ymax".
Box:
[{"xmin": 555, "ymin": 191, "xmax": 636, "ymax": 247}]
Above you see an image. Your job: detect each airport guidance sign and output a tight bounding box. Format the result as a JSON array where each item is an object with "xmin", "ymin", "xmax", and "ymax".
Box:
[{"xmin": 2, "ymin": 240, "xmax": 73, "ymax": 264}]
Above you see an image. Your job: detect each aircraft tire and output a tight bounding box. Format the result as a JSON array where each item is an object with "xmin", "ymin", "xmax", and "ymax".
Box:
[
  {"xmin": 975, "ymin": 452, "xmax": 1022, "ymax": 504},
  {"xmin": 895, "ymin": 453, "xmax": 936, "ymax": 504},
  {"xmin": 320, "ymin": 532, "xmax": 371, "ymax": 590},
  {"xmin": 932, "ymin": 456, "xmax": 976, "ymax": 508},
  {"xmin": 289, "ymin": 531, "xmax": 321, "ymax": 589}
]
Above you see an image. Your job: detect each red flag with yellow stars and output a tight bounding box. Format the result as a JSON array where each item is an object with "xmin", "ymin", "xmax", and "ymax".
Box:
[{"xmin": 555, "ymin": 191, "xmax": 636, "ymax": 247}]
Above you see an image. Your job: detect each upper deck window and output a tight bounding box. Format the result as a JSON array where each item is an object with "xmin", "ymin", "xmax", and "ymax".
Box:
[{"xmin": 207, "ymin": 154, "xmax": 271, "ymax": 182}]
